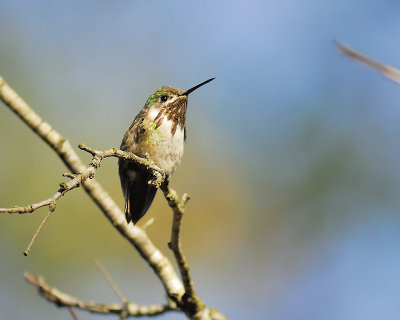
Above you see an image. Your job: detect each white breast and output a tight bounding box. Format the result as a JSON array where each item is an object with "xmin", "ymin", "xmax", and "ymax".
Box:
[{"xmin": 147, "ymin": 107, "xmax": 185, "ymax": 174}]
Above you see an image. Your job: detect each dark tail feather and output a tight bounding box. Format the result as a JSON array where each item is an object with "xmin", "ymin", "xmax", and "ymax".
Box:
[
  {"xmin": 125, "ymin": 174, "xmax": 157, "ymax": 224},
  {"xmin": 119, "ymin": 160, "xmax": 157, "ymax": 224}
]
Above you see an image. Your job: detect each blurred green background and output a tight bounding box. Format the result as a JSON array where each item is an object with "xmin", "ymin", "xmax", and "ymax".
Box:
[{"xmin": 1, "ymin": 1, "xmax": 400, "ymax": 319}]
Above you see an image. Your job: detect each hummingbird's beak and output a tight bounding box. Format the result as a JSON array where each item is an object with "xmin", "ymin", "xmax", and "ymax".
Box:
[{"xmin": 180, "ymin": 77, "xmax": 215, "ymax": 96}]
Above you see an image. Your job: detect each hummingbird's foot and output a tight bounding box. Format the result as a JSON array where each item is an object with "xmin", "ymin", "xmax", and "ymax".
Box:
[
  {"xmin": 161, "ymin": 174, "xmax": 170, "ymax": 189},
  {"xmin": 148, "ymin": 170, "xmax": 167, "ymax": 188},
  {"xmin": 165, "ymin": 174, "xmax": 170, "ymax": 184}
]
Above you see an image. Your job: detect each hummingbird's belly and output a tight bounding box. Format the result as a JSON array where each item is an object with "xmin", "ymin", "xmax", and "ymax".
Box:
[{"xmin": 146, "ymin": 109, "xmax": 184, "ymax": 174}]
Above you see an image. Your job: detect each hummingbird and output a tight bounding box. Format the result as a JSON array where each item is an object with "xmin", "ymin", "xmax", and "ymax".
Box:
[{"xmin": 119, "ymin": 78, "xmax": 215, "ymax": 224}]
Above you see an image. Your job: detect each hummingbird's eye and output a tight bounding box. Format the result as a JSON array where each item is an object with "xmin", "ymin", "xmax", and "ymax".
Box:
[{"xmin": 160, "ymin": 95, "xmax": 168, "ymax": 102}]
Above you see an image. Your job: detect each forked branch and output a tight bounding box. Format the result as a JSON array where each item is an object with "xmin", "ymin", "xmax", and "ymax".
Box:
[
  {"xmin": 0, "ymin": 143, "xmax": 167, "ymax": 256},
  {"xmin": 0, "ymin": 76, "xmax": 227, "ymax": 319},
  {"xmin": 0, "ymin": 75, "xmax": 184, "ymax": 305},
  {"xmin": 0, "ymin": 145, "xmax": 165, "ymax": 215}
]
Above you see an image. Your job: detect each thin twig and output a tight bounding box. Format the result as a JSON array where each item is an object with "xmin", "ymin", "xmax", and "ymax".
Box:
[
  {"xmin": 68, "ymin": 306, "xmax": 79, "ymax": 320},
  {"xmin": 0, "ymin": 146, "xmax": 165, "ymax": 215},
  {"xmin": 161, "ymin": 186, "xmax": 226, "ymax": 320},
  {"xmin": 162, "ymin": 186, "xmax": 195, "ymax": 296},
  {"xmin": 25, "ymin": 273, "xmax": 176, "ymax": 317},
  {"xmin": 142, "ymin": 217, "xmax": 155, "ymax": 230},
  {"xmin": 0, "ymin": 190, "xmax": 64, "ymax": 214},
  {"xmin": 160, "ymin": 184, "xmax": 205, "ymax": 316},
  {"xmin": 23, "ymin": 208, "xmax": 55, "ymax": 256},
  {"xmin": 336, "ymin": 41, "xmax": 400, "ymax": 84},
  {"xmin": 94, "ymin": 258, "xmax": 127, "ymax": 304}
]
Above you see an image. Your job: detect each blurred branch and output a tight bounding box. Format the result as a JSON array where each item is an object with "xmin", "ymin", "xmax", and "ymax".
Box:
[
  {"xmin": 67, "ymin": 306, "xmax": 80, "ymax": 320},
  {"xmin": 336, "ymin": 41, "xmax": 400, "ymax": 84},
  {"xmin": 24, "ymin": 209, "xmax": 55, "ymax": 256},
  {"xmin": 94, "ymin": 258, "xmax": 128, "ymax": 304},
  {"xmin": 25, "ymin": 273, "xmax": 176, "ymax": 318}
]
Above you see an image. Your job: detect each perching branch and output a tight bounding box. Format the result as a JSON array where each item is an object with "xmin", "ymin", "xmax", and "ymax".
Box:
[
  {"xmin": 0, "ymin": 144, "xmax": 166, "ymax": 256},
  {"xmin": 0, "ymin": 145, "xmax": 165, "ymax": 215},
  {"xmin": 0, "ymin": 75, "xmax": 184, "ymax": 303},
  {"xmin": 0, "ymin": 76, "xmax": 227, "ymax": 320},
  {"xmin": 336, "ymin": 41, "xmax": 400, "ymax": 84}
]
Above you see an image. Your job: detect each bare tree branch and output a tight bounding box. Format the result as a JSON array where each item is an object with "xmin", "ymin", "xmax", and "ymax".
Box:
[
  {"xmin": 25, "ymin": 273, "xmax": 176, "ymax": 317},
  {"xmin": 0, "ymin": 76, "xmax": 227, "ymax": 320},
  {"xmin": 336, "ymin": 41, "xmax": 400, "ymax": 84},
  {"xmin": 161, "ymin": 185, "xmax": 226, "ymax": 320},
  {"xmin": 0, "ymin": 145, "xmax": 165, "ymax": 215},
  {"xmin": 24, "ymin": 209, "xmax": 55, "ymax": 256},
  {"xmin": 0, "ymin": 75, "xmax": 185, "ymax": 300},
  {"xmin": 68, "ymin": 306, "xmax": 80, "ymax": 320},
  {"xmin": 94, "ymin": 258, "xmax": 128, "ymax": 304},
  {"xmin": 0, "ymin": 143, "xmax": 167, "ymax": 256},
  {"xmin": 161, "ymin": 186, "xmax": 198, "ymax": 305}
]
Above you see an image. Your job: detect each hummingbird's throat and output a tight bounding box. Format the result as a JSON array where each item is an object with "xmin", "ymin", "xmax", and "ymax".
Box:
[{"xmin": 154, "ymin": 99, "xmax": 187, "ymax": 135}]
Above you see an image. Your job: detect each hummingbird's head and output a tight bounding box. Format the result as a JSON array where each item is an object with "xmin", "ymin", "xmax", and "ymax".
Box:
[
  {"xmin": 144, "ymin": 78, "xmax": 215, "ymax": 135},
  {"xmin": 144, "ymin": 77, "xmax": 215, "ymax": 110},
  {"xmin": 144, "ymin": 86, "xmax": 186, "ymax": 110}
]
